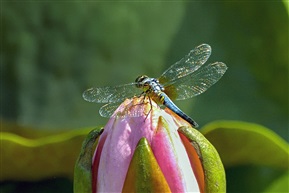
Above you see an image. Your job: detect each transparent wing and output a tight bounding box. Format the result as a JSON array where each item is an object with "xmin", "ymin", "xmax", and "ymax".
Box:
[
  {"xmin": 99, "ymin": 100, "xmax": 146, "ymax": 118},
  {"xmin": 163, "ymin": 62, "xmax": 227, "ymax": 100},
  {"xmin": 82, "ymin": 83, "xmax": 140, "ymax": 104},
  {"xmin": 159, "ymin": 44, "xmax": 211, "ymax": 84},
  {"xmin": 99, "ymin": 103, "xmax": 121, "ymax": 117}
]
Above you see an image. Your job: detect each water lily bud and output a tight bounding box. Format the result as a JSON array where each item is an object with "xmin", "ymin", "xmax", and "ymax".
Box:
[{"xmin": 74, "ymin": 97, "xmax": 226, "ymax": 193}]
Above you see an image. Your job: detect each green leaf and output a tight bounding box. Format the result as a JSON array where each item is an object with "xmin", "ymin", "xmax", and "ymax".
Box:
[
  {"xmin": 201, "ymin": 121, "xmax": 289, "ymax": 169},
  {"xmin": 283, "ymin": 0, "xmax": 289, "ymax": 15},
  {"xmin": 262, "ymin": 170, "xmax": 289, "ymax": 193},
  {"xmin": 226, "ymin": 165, "xmax": 287, "ymax": 193},
  {"xmin": 0, "ymin": 124, "xmax": 97, "ymax": 181}
]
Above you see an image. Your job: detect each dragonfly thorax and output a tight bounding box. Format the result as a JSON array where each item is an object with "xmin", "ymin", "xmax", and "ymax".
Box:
[{"xmin": 135, "ymin": 75, "xmax": 164, "ymax": 93}]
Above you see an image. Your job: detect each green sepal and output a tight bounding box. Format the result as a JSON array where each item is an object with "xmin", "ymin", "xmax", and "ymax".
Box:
[
  {"xmin": 122, "ymin": 137, "xmax": 171, "ymax": 193},
  {"xmin": 178, "ymin": 126, "xmax": 226, "ymax": 193},
  {"xmin": 74, "ymin": 127, "xmax": 103, "ymax": 193}
]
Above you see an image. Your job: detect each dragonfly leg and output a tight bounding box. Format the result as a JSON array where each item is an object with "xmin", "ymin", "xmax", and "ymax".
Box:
[
  {"xmin": 133, "ymin": 94, "xmax": 153, "ymax": 121},
  {"xmin": 142, "ymin": 95, "xmax": 154, "ymax": 123},
  {"xmin": 126, "ymin": 95, "xmax": 149, "ymax": 118}
]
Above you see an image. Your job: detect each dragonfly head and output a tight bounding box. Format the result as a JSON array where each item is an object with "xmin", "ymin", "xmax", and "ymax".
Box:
[{"xmin": 135, "ymin": 75, "xmax": 149, "ymax": 88}]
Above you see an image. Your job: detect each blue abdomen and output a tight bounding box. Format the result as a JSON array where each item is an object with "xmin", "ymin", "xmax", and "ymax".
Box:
[{"xmin": 160, "ymin": 93, "xmax": 199, "ymax": 128}]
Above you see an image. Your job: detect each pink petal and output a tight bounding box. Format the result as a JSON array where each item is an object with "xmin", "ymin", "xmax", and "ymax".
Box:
[
  {"xmin": 151, "ymin": 115, "xmax": 200, "ymax": 192},
  {"xmin": 95, "ymin": 99, "xmax": 157, "ymax": 192}
]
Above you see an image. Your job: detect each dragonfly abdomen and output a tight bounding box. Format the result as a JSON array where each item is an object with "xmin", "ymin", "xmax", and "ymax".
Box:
[{"xmin": 159, "ymin": 92, "xmax": 199, "ymax": 128}]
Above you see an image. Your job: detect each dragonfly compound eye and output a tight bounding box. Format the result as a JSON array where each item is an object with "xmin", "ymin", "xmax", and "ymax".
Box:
[{"xmin": 135, "ymin": 75, "xmax": 148, "ymax": 88}]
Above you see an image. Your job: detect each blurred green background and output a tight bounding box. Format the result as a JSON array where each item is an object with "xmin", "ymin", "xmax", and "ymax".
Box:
[{"xmin": 1, "ymin": 1, "xmax": 288, "ymax": 193}]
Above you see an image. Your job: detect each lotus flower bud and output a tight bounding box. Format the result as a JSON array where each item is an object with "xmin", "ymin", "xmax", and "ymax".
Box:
[{"xmin": 74, "ymin": 97, "xmax": 225, "ymax": 193}]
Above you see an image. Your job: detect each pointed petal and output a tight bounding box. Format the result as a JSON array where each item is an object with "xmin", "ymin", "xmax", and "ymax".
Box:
[
  {"xmin": 96, "ymin": 99, "xmax": 157, "ymax": 192},
  {"xmin": 151, "ymin": 117, "xmax": 200, "ymax": 192},
  {"xmin": 122, "ymin": 138, "xmax": 171, "ymax": 192}
]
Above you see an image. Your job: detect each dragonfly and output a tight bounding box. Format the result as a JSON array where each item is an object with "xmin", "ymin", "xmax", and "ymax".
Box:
[{"xmin": 83, "ymin": 44, "xmax": 227, "ymax": 128}]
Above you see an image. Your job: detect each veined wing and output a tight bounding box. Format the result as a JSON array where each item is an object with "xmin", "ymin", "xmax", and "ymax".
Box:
[
  {"xmin": 82, "ymin": 83, "xmax": 140, "ymax": 104},
  {"xmin": 159, "ymin": 44, "xmax": 211, "ymax": 84},
  {"xmin": 99, "ymin": 103, "xmax": 121, "ymax": 117},
  {"xmin": 163, "ymin": 62, "xmax": 227, "ymax": 100},
  {"xmin": 99, "ymin": 101, "xmax": 145, "ymax": 118}
]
